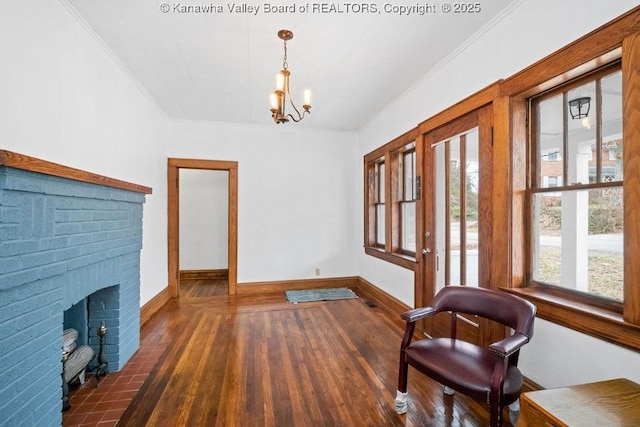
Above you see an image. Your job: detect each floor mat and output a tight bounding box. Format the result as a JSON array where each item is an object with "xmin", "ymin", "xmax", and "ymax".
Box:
[{"xmin": 285, "ymin": 287, "xmax": 358, "ymax": 303}]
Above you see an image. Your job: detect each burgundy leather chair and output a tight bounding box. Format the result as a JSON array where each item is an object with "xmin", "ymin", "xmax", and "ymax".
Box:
[{"xmin": 395, "ymin": 286, "xmax": 536, "ymax": 427}]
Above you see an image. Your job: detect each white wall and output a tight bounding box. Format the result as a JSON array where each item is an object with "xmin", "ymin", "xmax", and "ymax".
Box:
[
  {"xmin": 0, "ymin": 0, "xmax": 168, "ymax": 305},
  {"xmin": 357, "ymin": 0, "xmax": 640, "ymax": 388},
  {"xmin": 179, "ymin": 169, "xmax": 228, "ymax": 270},
  {"xmin": 167, "ymin": 120, "xmax": 359, "ymax": 283},
  {"xmin": 521, "ymin": 319, "xmax": 640, "ymax": 387}
]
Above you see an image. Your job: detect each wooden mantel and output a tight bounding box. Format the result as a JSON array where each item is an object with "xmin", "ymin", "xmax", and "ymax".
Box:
[{"xmin": 0, "ymin": 150, "xmax": 152, "ymax": 194}]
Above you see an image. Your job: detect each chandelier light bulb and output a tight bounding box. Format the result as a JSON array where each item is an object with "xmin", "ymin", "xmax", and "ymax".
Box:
[
  {"xmin": 276, "ymin": 73, "xmax": 285, "ymax": 92},
  {"xmin": 303, "ymin": 89, "xmax": 311, "ymax": 107}
]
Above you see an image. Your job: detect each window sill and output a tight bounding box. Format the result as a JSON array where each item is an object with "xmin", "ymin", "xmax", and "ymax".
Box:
[
  {"xmin": 506, "ymin": 287, "xmax": 640, "ymax": 352},
  {"xmin": 364, "ymin": 247, "xmax": 417, "ymax": 271}
]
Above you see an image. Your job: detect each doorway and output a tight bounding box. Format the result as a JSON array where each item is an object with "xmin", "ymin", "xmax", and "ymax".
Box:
[
  {"xmin": 167, "ymin": 158, "xmax": 238, "ymax": 298},
  {"xmin": 420, "ymin": 105, "xmax": 493, "ymax": 343}
]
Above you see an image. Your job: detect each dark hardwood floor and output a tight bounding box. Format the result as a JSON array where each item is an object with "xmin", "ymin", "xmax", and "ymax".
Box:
[{"xmin": 117, "ymin": 279, "xmax": 508, "ymax": 426}]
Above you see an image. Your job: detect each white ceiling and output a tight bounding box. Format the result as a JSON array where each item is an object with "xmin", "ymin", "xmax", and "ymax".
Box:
[{"xmin": 67, "ymin": 0, "xmax": 518, "ymax": 131}]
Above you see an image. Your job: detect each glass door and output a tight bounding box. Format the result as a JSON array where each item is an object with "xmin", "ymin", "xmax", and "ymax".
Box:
[
  {"xmin": 433, "ymin": 128, "xmax": 480, "ymax": 293},
  {"xmin": 420, "ymin": 106, "xmax": 492, "ymax": 342}
]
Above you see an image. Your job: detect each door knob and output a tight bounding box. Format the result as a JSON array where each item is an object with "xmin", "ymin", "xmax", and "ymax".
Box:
[{"xmin": 422, "ymin": 248, "xmax": 432, "ymax": 255}]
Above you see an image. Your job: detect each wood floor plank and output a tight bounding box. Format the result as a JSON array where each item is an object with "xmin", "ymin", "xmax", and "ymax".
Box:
[{"xmin": 117, "ymin": 281, "xmax": 508, "ymax": 426}]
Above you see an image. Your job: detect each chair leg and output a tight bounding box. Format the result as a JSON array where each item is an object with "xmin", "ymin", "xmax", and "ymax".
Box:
[
  {"xmin": 395, "ymin": 390, "xmax": 408, "ymax": 414},
  {"xmin": 508, "ymin": 399, "xmax": 520, "ymax": 426},
  {"xmin": 396, "ymin": 355, "xmax": 409, "ymax": 414},
  {"xmin": 489, "ymin": 394, "xmax": 502, "ymax": 427}
]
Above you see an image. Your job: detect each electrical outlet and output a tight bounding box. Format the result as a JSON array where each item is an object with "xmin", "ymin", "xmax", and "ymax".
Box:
[{"xmin": 315, "ymin": 268, "xmax": 320, "ymax": 276}]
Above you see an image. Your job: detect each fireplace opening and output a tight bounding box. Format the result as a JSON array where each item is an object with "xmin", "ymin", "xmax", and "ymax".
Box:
[
  {"xmin": 61, "ymin": 286, "xmax": 118, "ymax": 410},
  {"xmin": 63, "ymin": 299, "xmax": 88, "ymax": 352}
]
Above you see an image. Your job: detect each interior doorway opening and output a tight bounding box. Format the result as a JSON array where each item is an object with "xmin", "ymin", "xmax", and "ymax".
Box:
[
  {"xmin": 167, "ymin": 158, "xmax": 238, "ymax": 298},
  {"xmin": 179, "ymin": 169, "xmax": 228, "ymax": 278}
]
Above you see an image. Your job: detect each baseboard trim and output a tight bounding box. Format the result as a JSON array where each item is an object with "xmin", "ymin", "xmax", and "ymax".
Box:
[
  {"xmin": 354, "ymin": 277, "xmax": 412, "ymax": 318},
  {"xmin": 179, "ymin": 269, "xmax": 229, "ymax": 280},
  {"xmin": 237, "ymin": 276, "xmax": 359, "ymax": 295},
  {"xmin": 140, "ymin": 287, "xmax": 170, "ymax": 326},
  {"xmin": 522, "ymin": 376, "xmax": 544, "ymax": 393}
]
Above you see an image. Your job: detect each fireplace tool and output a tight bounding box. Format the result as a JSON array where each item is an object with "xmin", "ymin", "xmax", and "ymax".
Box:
[{"xmin": 92, "ymin": 321, "xmax": 109, "ymax": 383}]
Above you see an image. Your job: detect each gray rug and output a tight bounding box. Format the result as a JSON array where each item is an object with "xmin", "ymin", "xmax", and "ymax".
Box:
[{"xmin": 285, "ymin": 287, "xmax": 358, "ymax": 304}]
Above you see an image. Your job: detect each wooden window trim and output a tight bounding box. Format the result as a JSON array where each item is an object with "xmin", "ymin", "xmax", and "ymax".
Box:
[
  {"xmin": 364, "ymin": 246, "xmax": 417, "ymax": 270},
  {"xmin": 502, "ymin": 7, "xmax": 640, "ymax": 351},
  {"xmin": 506, "ymin": 287, "xmax": 640, "ymax": 352}
]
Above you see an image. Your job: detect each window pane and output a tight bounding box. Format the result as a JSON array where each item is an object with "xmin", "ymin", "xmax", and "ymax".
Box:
[
  {"xmin": 376, "ymin": 204, "xmax": 385, "ymax": 245},
  {"xmin": 435, "ymin": 142, "xmax": 446, "ymax": 293},
  {"xmin": 567, "ymin": 82, "xmax": 596, "ymax": 185},
  {"xmin": 374, "ymin": 160, "xmax": 386, "ymax": 246},
  {"xmin": 465, "ymin": 130, "xmax": 479, "ymax": 287},
  {"xmin": 401, "ymin": 201, "xmax": 416, "ymax": 253},
  {"xmin": 532, "ymin": 187, "xmax": 623, "ymax": 301},
  {"xmin": 403, "ymin": 150, "xmax": 415, "ymax": 201},
  {"xmin": 449, "ymin": 138, "xmax": 461, "ymax": 285},
  {"xmin": 377, "ymin": 162, "xmax": 385, "ymax": 202},
  {"xmin": 537, "ymin": 94, "xmax": 564, "ymax": 188},
  {"xmin": 601, "ymin": 71, "xmax": 623, "ymax": 182},
  {"xmin": 401, "ymin": 148, "xmax": 416, "ymax": 253}
]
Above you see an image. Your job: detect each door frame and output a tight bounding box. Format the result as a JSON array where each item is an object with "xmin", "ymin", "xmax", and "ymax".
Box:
[
  {"xmin": 414, "ymin": 84, "xmax": 502, "ymax": 344},
  {"xmin": 167, "ymin": 158, "xmax": 238, "ymax": 298},
  {"xmin": 420, "ymin": 107, "xmax": 493, "ymax": 342},
  {"xmin": 415, "ymin": 83, "xmax": 500, "ymax": 310}
]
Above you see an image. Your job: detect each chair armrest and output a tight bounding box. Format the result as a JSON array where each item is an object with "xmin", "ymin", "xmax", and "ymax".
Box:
[
  {"xmin": 400, "ymin": 307, "xmax": 436, "ymax": 323},
  {"xmin": 489, "ymin": 333, "xmax": 529, "ymax": 358}
]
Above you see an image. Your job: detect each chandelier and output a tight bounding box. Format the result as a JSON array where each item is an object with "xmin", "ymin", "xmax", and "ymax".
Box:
[{"xmin": 269, "ymin": 30, "xmax": 311, "ymax": 124}]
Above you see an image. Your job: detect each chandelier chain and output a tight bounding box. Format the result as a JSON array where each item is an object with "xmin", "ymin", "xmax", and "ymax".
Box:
[{"xmin": 282, "ymin": 40, "xmax": 288, "ymax": 70}]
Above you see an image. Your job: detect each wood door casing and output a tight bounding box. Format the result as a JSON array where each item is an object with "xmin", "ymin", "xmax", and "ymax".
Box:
[{"xmin": 167, "ymin": 158, "xmax": 238, "ymax": 298}]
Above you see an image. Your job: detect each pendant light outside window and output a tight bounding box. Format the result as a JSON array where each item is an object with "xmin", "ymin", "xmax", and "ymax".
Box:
[
  {"xmin": 568, "ymin": 96, "xmax": 591, "ymax": 119},
  {"xmin": 269, "ymin": 29, "xmax": 311, "ymax": 124},
  {"xmin": 568, "ymin": 96, "xmax": 591, "ymax": 129}
]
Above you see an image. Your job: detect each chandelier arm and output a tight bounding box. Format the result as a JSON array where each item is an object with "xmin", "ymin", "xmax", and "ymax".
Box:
[
  {"xmin": 287, "ymin": 97, "xmax": 304, "ymax": 121},
  {"xmin": 286, "ymin": 110, "xmax": 310, "ymax": 123},
  {"xmin": 285, "ymin": 75, "xmax": 305, "ymax": 121}
]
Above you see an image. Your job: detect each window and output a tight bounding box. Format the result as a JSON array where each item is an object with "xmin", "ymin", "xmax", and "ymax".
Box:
[
  {"xmin": 364, "ymin": 129, "xmax": 419, "ymax": 269},
  {"xmin": 530, "ymin": 64, "xmax": 623, "ymax": 305},
  {"xmin": 500, "ymin": 10, "xmax": 640, "ymax": 351},
  {"xmin": 399, "ymin": 144, "xmax": 417, "ymax": 254}
]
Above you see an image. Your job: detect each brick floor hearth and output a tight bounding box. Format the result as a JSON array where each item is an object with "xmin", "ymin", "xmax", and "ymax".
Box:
[{"xmin": 63, "ymin": 343, "xmax": 166, "ymax": 426}]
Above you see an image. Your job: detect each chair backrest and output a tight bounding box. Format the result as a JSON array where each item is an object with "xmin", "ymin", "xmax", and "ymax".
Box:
[{"xmin": 430, "ymin": 286, "xmax": 536, "ymax": 339}]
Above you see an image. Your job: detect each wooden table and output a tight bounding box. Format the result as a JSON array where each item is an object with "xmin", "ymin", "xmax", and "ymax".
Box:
[{"xmin": 518, "ymin": 378, "xmax": 640, "ymax": 426}]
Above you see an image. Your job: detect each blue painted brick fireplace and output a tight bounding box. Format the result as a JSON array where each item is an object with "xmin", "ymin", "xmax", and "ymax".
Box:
[{"xmin": 0, "ymin": 165, "xmax": 147, "ymax": 426}]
